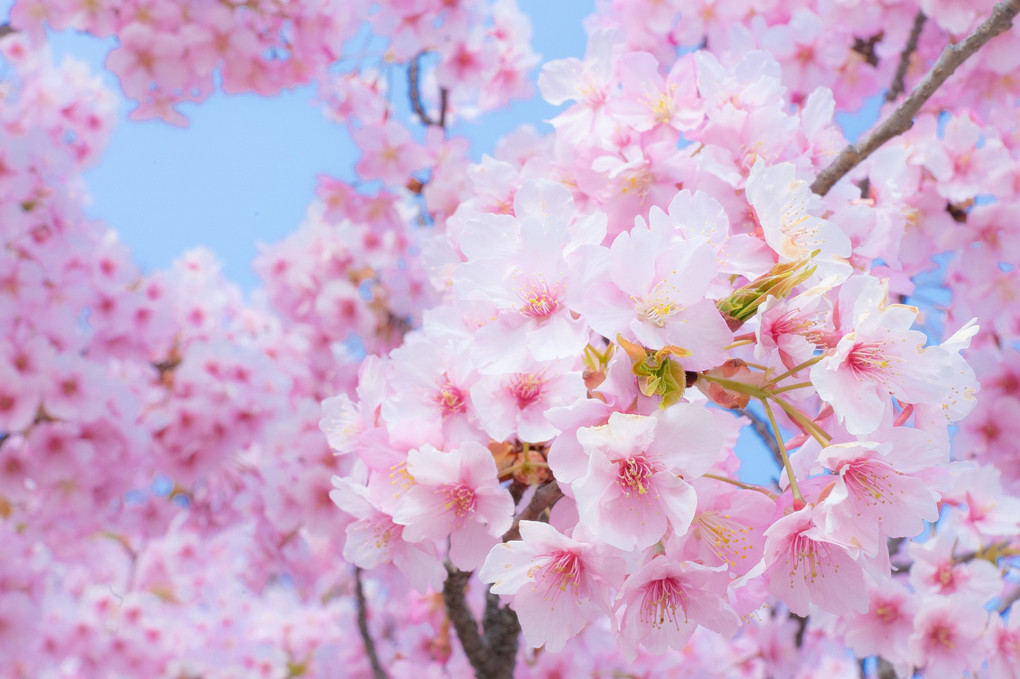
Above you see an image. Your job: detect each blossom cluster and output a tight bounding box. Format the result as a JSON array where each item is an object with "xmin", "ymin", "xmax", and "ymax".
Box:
[{"xmin": 2, "ymin": 0, "xmax": 1020, "ymax": 677}]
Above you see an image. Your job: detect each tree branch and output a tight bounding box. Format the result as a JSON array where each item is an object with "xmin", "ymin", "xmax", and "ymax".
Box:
[
  {"xmin": 481, "ymin": 589, "xmax": 521, "ymax": 679},
  {"xmin": 442, "ymin": 565, "xmax": 491, "ymax": 676},
  {"xmin": 0, "ymin": 24, "xmax": 13, "ymax": 39},
  {"xmin": 999, "ymin": 584, "xmax": 1020, "ymax": 613},
  {"xmin": 408, "ymin": 53, "xmax": 449, "ymax": 128},
  {"xmin": 441, "ymin": 482, "xmax": 564, "ymax": 678},
  {"xmin": 442, "ymin": 564, "xmax": 518, "ymax": 679},
  {"xmin": 738, "ymin": 407, "xmax": 784, "ymax": 470},
  {"xmin": 886, "ymin": 12, "xmax": 927, "ymax": 102},
  {"xmin": 501, "ymin": 480, "xmax": 564, "ymax": 543},
  {"xmin": 811, "ymin": 0, "xmax": 1020, "ymax": 196},
  {"xmin": 354, "ymin": 567, "xmax": 389, "ymax": 679}
]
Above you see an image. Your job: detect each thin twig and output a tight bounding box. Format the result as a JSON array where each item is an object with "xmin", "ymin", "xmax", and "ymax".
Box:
[
  {"xmin": 354, "ymin": 567, "xmax": 389, "ymax": 679},
  {"xmin": 886, "ymin": 12, "xmax": 927, "ymax": 102},
  {"xmin": 738, "ymin": 407, "xmax": 783, "ymax": 469},
  {"xmin": 811, "ymin": 0, "xmax": 1020, "ymax": 196},
  {"xmin": 501, "ymin": 480, "xmax": 564, "ymax": 543},
  {"xmin": 408, "ymin": 53, "xmax": 448, "ymax": 128},
  {"xmin": 875, "ymin": 657, "xmax": 900, "ymax": 679},
  {"xmin": 999, "ymin": 584, "xmax": 1020, "ymax": 613}
]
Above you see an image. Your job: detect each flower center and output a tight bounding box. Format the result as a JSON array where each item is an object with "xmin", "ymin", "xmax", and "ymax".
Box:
[
  {"xmin": 635, "ymin": 280, "xmax": 681, "ymax": 327},
  {"xmin": 528, "ymin": 551, "xmax": 583, "ymax": 602},
  {"xmin": 874, "ymin": 602, "xmax": 899, "ymax": 624},
  {"xmin": 439, "ymin": 483, "xmax": 476, "ymax": 519},
  {"xmin": 617, "ymin": 455, "xmax": 658, "ymax": 496},
  {"xmin": 432, "ymin": 376, "xmax": 466, "ymax": 417},
  {"xmin": 694, "ymin": 511, "xmax": 755, "ymax": 567},
  {"xmin": 517, "ymin": 278, "xmax": 562, "ymax": 319},
  {"xmin": 640, "ymin": 576, "xmax": 688, "ymax": 629},
  {"xmin": 846, "ymin": 340, "xmax": 889, "ymax": 378},
  {"xmin": 508, "ymin": 373, "xmax": 545, "ymax": 409},
  {"xmin": 927, "ymin": 621, "xmax": 954, "ymax": 649}
]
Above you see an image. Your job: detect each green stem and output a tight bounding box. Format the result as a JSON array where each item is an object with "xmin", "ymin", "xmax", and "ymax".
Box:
[
  {"xmin": 761, "ymin": 398, "xmax": 804, "ymax": 505},
  {"xmin": 702, "ymin": 473, "xmax": 778, "ymax": 500},
  {"xmin": 771, "ymin": 381, "xmax": 814, "ymax": 395},
  {"xmin": 763, "ymin": 354, "xmax": 826, "ymax": 387},
  {"xmin": 772, "ymin": 396, "xmax": 832, "ymax": 446},
  {"xmin": 698, "ymin": 374, "xmax": 771, "ymax": 400}
]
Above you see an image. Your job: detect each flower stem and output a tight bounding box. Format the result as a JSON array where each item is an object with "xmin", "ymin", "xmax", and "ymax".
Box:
[
  {"xmin": 763, "ymin": 354, "xmax": 825, "ymax": 387},
  {"xmin": 760, "ymin": 398, "xmax": 804, "ymax": 506},
  {"xmin": 771, "ymin": 381, "xmax": 813, "ymax": 395},
  {"xmin": 772, "ymin": 396, "xmax": 832, "ymax": 447},
  {"xmin": 702, "ymin": 473, "xmax": 778, "ymax": 500}
]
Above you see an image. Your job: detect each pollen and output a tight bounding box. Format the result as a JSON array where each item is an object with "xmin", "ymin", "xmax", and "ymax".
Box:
[
  {"xmin": 432, "ymin": 376, "xmax": 467, "ymax": 417},
  {"xmin": 694, "ymin": 511, "xmax": 755, "ymax": 567},
  {"xmin": 516, "ymin": 276, "xmax": 562, "ymax": 319},
  {"xmin": 617, "ymin": 455, "xmax": 660, "ymax": 496},
  {"xmin": 508, "ymin": 372, "xmax": 545, "ymax": 409},
  {"xmin": 439, "ymin": 483, "xmax": 477, "ymax": 519},
  {"xmin": 529, "ymin": 551, "xmax": 583, "ymax": 604},
  {"xmin": 639, "ymin": 576, "xmax": 689, "ymax": 630},
  {"xmin": 635, "ymin": 278, "xmax": 682, "ymax": 327}
]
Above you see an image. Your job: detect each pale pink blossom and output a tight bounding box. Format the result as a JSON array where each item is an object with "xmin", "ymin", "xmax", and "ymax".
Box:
[
  {"xmin": 393, "ymin": 442, "xmax": 514, "ymax": 571},
  {"xmin": 572, "ymin": 405, "xmax": 723, "ymax": 550},
  {"xmin": 763, "ymin": 507, "xmax": 867, "ymax": 617},
  {"xmin": 479, "ymin": 521, "xmax": 625, "ymax": 652}
]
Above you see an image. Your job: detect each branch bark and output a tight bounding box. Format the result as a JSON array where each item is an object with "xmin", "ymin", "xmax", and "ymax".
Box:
[
  {"xmin": 442, "ymin": 481, "xmax": 564, "ymax": 679},
  {"xmin": 0, "ymin": 23, "xmax": 14, "ymax": 39},
  {"xmin": 501, "ymin": 480, "xmax": 564, "ymax": 543},
  {"xmin": 738, "ymin": 407, "xmax": 783, "ymax": 470},
  {"xmin": 354, "ymin": 567, "xmax": 390, "ymax": 679},
  {"xmin": 408, "ymin": 53, "xmax": 449, "ymax": 128},
  {"xmin": 886, "ymin": 12, "xmax": 927, "ymax": 102},
  {"xmin": 442, "ymin": 564, "xmax": 520, "ymax": 679},
  {"xmin": 811, "ymin": 0, "xmax": 1020, "ymax": 196}
]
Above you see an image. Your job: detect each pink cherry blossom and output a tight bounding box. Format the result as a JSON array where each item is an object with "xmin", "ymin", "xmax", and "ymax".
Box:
[
  {"xmin": 393, "ymin": 442, "xmax": 514, "ymax": 571},
  {"xmin": 479, "ymin": 520, "xmax": 625, "ymax": 652}
]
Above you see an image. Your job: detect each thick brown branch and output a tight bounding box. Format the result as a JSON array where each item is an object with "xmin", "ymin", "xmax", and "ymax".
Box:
[
  {"xmin": 481, "ymin": 589, "xmax": 521, "ymax": 679},
  {"xmin": 442, "ymin": 565, "xmax": 492, "ymax": 677},
  {"xmin": 886, "ymin": 12, "xmax": 927, "ymax": 102},
  {"xmin": 442, "ymin": 482, "xmax": 563, "ymax": 678},
  {"xmin": 354, "ymin": 567, "xmax": 389, "ymax": 679},
  {"xmin": 502, "ymin": 480, "xmax": 564, "ymax": 542},
  {"xmin": 0, "ymin": 24, "xmax": 13, "ymax": 39},
  {"xmin": 443, "ymin": 564, "xmax": 517, "ymax": 679},
  {"xmin": 811, "ymin": 0, "xmax": 1020, "ymax": 196}
]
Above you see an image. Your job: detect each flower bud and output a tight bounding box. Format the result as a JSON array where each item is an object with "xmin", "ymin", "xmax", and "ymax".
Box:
[{"xmin": 717, "ymin": 257, "xmax": 816, "ymax": 329}]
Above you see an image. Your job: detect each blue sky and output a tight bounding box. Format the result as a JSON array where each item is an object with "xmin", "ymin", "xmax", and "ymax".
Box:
[{"xmin": 0, "ymin": 1, "xmax": 594, "ymax": 289}]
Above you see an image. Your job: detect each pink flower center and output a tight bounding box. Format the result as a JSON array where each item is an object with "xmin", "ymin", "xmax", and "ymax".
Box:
[
  {"xmin": 846, "ymin": 340, "xmax": 889, "ymax": 378},
  {"xmin": 617, "ymin": 455, "xmax": 659, "ymax": 496},
  {"xmin": 529, "ymin": 551, "xmax": 583, "ymax": 602},
  {"xmin": 694, "ymin": 511, "xmax": 755, "ymax": 567},
  {"xmin": 841, "ymin": 460, "xmax": 894, "ymax": 508},
  {"xmin": 439, "ymin": 483, "xmax": 476, "ymax": 519},
  {"xmin": 639, "ymin": 576, "xmax": 688, "ymax": 629},
  {"xmin": 432, "ymin": 376, "xmax": 467, "ymax": 417},
  {"xmin": 926, "ymin": 620, "xmax": 955, "ymax": 650},
  {"xmin": 508, "ymin": 373, "xmax": 545, "ymax": 409},
  {"xmin": 935, "ymin": 563, "xmax": 956, "ymax": 589},
  {"xmin": 874, "ymin": 601, "xmax": 900, "ymax": 624},
  {"xmin": 517, "ymin": 278, "xmax": 561, "ymax": 319}
]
